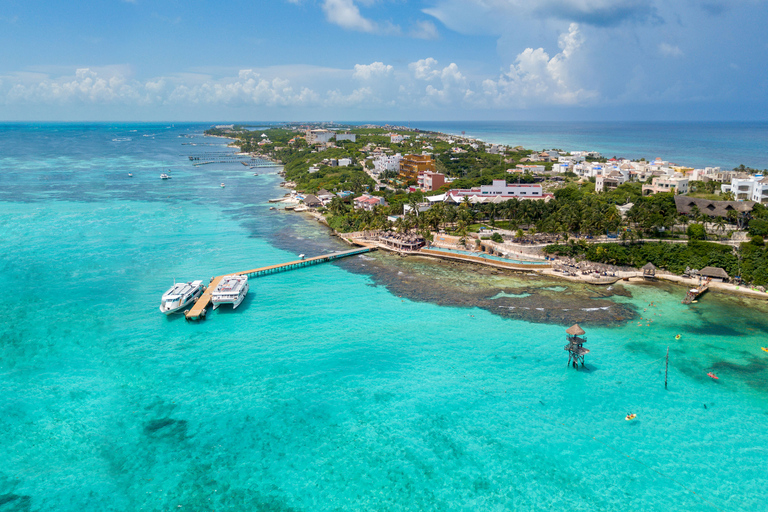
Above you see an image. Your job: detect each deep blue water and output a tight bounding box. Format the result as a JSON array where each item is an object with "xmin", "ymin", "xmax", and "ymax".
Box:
[
  {"xmin": 1, "ymin": 123, "xmax": 767, "ymax": 511},
  {"xmin": 399, "ymin": 121, "xmax": 768, "ymax": 170}
]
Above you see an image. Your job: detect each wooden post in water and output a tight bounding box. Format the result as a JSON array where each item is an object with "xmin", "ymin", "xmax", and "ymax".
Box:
[{"xmin": 665, "ymin": 346, "xmax": 669, "ymax": 390}]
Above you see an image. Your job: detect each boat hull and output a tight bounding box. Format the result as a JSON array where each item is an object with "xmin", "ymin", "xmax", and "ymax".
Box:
[
  {"xmin": 159, "ymin": 282, "xmax": 203, "ymax": 315},
  {"xmin": 211, "ymin": 279, "xmax": 249, "ymax": 310}
]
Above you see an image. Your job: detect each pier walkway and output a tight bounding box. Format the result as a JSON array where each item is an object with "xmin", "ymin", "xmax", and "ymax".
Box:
[
  {"xmin": 185, "ymin": 275, "xmax": 224, "ymax": 321},
  {"xmin": 185, "ymin": 246, "xmax": 374, "ymax": 320},
  {"xmin": 187, "ymin": 153, "xmax": 281, "ymax": 167}
]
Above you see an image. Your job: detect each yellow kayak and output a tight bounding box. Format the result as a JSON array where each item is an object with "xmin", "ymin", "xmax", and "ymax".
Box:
[
  {"xmin": 625, "ymin": 414, "xmax": 637, "ymax": 421},
  {"xmin": 761, "ymin": 347, "xmax": 768, "ymax": 353}
]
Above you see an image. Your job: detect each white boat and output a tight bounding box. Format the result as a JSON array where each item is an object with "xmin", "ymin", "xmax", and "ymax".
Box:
[
  {"xmin": 220, "ymin": 183, "xmax": 225, "ymax": 188},
  {"xmin": 159, "ymin": 280, "xmax": 204, "ymax": 315},
  {"xmin": 211, "ymin": 275, "xmax": 249, "ymax": 310},
  {"xmin": 161, "ymin": 173, "xmax": 170, "ymax": 179}
]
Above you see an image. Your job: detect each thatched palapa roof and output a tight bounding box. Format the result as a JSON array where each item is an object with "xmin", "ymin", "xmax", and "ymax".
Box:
[
  {"xmin": 642, "ymin": 262, "xmax": 657, "ymax": 270},
  {"xmin": 566, "ymin": 324, "xmax": 585, "ymax": 335},
  {"xmin": 699, "ymin": 266, "xmax": 729, "ymax": 279},
  {"xmin": 674, "ymin": 195, "xmax": 754, "ymax": 218}
]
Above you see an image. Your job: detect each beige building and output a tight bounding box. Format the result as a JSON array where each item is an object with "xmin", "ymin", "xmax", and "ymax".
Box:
[{"xmin": 642, "ymin": 176, "xmax": 689, "ymax": 196}]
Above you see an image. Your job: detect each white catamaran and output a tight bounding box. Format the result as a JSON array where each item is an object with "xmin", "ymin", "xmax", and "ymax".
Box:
[{"xmin": 211, "ymin": 275, "xmax": 249, "ymax": 310}]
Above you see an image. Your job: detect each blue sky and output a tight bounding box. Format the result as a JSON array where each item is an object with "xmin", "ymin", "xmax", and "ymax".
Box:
[{"xmin": 1, "ymin": 0, "xmax": 766, "ymax": 121}]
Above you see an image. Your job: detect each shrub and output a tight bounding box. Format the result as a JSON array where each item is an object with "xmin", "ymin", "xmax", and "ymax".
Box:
[{"xmin": 687, "ymin": 223, "xmax": 706, "ymax": 240}]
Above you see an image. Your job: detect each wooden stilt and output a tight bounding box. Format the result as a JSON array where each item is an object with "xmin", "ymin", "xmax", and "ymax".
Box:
[{"xmin": 665, "ymin": 346, "xmax": 669, "ymax": 390}]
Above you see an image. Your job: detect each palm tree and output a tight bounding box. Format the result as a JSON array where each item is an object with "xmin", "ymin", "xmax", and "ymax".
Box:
[
  {"xmin": 456, "ymin": 220, "xmax": 469, "ymax": 247},
  {"xmin": 690, "ymin": 205, "xmax": 702, "ymax": 224},
  {"xmin": 714, "ymin": 215, "xmax": 726, "ymax": 235}
]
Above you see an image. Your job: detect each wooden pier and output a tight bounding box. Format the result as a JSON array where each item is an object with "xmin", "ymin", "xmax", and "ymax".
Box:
[
  {"xmin": 187, "ymin": 153, "xmax": 280, "ymax": 167},
  {"xmin": 184, "ymin": 275, "xmax": 225, "ymax": 321},
  {"xmin": 184, "ymin": 246, "xmax": 374, "ymax": 320},
  {"xmin": 682, "ymin": 278, "xmax": 710, "ymax": 304}
]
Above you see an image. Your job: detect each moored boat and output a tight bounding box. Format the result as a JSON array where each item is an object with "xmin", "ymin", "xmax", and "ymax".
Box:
[
  {"xmin": 159, "ymin": 280, "xmax": 204, "ymax": 315},
  {"xmin": 211, "ymin": 275, "xmax": 249, "ymax": 310}
]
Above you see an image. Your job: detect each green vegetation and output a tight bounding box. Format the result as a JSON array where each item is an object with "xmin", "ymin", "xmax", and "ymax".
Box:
[{"xmin": 204, "ymin": 124, "xmax": 767, "ymax": 285}]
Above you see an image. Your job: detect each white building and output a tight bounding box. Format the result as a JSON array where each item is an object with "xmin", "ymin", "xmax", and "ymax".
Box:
[
  {"xmin": 306, "ymin": 129, "xmax": 334, "ymax": 145},
  {"xmin": 372, "ymin": 153, "xmax": 402, "ymax": 174},
  {"xmin": 390, "ymin": 134, "xmax": 404, "ymax": 143},
  {"xmin": 354, "ymin": 194, "xmax": 387, "ymax": 211},
  {"xmin": 446, "ymin": 179, "xmax": 544, "ymax": 202},
  {"xmin": 335, "ymin": 133, "xmax": 356, "ymax": 142},
  {"xmin": 723, "ymin": 175, "xmax": 768, "ymax": 203},
  {"xmin": 337, "ymin": 158, "xmax": 352, "ymax": 167}
]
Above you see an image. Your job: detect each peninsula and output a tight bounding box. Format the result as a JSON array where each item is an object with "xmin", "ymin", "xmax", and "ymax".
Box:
[{"xmin": 205, "ymin": 123, "xmax": 768, "ymax": 298}]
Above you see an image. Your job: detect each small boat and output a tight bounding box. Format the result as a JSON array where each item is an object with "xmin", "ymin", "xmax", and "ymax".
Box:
[
  {"xmin": 220, "ymin": 183, "xmax": 225, "ymax": 188},
  {"xmin": 253, "ymin": 173, "xmax": 259, "ymax": 176},
  {"xmin": 159, "ymin": 280, "xmax": 204, "ymax": 315},
  {"xmin": 761, "ymin": 347, "xmax": 768, "ymax": 353},
  {"xmin": 160, "ymin": 173, "xmax": 170, "ymax": 179},
  {"xmin": 625, "ymin": 414, "xmax": 636, "ymax": 421},
  {"xmin": 269, "ymin": 206, "xmax": 276, "ymax": 210},
  {"xmin": 128, "ymin": 173, "xmax": 133, "ymax": 177},
  {"xmin": 707, "ymin": 372, "xmax": 719, "ymax": 380},
  {"xmin": 675, "ymin": 334, "xmax": 681, "ymax": 340}
]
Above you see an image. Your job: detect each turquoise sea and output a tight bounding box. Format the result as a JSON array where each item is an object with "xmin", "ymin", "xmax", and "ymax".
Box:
[{"xmin": 1, "ymin": 123, "xmax": 768, "ymax": 511}]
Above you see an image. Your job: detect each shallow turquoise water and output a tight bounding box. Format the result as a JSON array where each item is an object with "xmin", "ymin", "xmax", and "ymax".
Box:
[
  {"xmin": 428, "ymin": 247, "xmax": 550, "ymax": 265},
  {"xmin": 1, "ymin": 124, "xmax": 767, "ymax": 511}
]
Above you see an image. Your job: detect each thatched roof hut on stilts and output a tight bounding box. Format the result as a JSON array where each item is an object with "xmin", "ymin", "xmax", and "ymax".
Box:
[{"xmin": 565, "ymin": 324, "xmax": 589, "ymax": 369}]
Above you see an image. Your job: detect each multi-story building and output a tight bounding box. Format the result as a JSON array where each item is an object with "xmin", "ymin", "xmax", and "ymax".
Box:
[
  {"xmin": 418, "ymin": 171, "xmax": 445, "ymax": 192},
  {"xmin": 399, "ymin": 154, "xmax": 435, "ymax": 181},
  {"xmin": 641, "ymin": 176, "xmax": 689, "ymax": 196},
  {"xmin": 723, "ymin": 175, "xmax": 768, "ymax": 204},
  {"xmin": 354, "ymin": 194, "xmax": 388, "ymax": 211},
  {"xmin": 372, "ymin": 153, "xmax": 402, "ymax": 174},
  {"xmin": 595, "ymin": 171, "xmax": 629, "ymax": 192},
  {"xmin": 305, "ymin": 129, "xmax": 334, "ymax": 145},
  {"xmin": 446, "ymin": 179, "xmax": 544, "ymax": 202}
]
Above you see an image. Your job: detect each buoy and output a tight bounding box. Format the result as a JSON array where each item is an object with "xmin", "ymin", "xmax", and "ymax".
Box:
[
  {"xmin": 625, "ymin": 413, "xmax": 637, "ymax": 421},
  {"xmin": 675, "ymin": 334, "xmax": 681, "ymax": 340},
  {"xmin": 707, "ymin": 372, "xmax": 719, "ymax": 380}
]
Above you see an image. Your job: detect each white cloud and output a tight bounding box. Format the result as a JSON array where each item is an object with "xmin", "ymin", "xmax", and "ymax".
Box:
[
  {"xmin": 409, "ymin": 58, "xmax": 441, "ymax": 81},
  {"xmin": 166, "ymin": 69, "xmax": 317, "ymax": 106},
  {"xmin": 321, "ymin": 0, "xmax": 377, "ymax": 32},
  {"xmin": 5, "ymin": 68, "xmax": 145, "ymax": 104},
  {"xmin": 0, "ymin": 51, "xmax": 596, "ymax": 114},
  {"xmin": 352, "ymin": 62, "xmax": 393, "ymax": 80},
  {"xmin": 482, "ymin": 24, "xmax": 597, "ymax": 106},
  {"xmin": 658, "ymin": 42, "xmax": 683, "ymax": 57},
  {"xmin": 410, "ymin": 20, "xmax": 439, "ymax": 40}
]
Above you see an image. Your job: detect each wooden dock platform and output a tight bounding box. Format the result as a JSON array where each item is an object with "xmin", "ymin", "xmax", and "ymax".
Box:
[
  {"xmin": 682, "ymin": 279, "xmax": 710, "ymax": 304},
  {"xmin": 185, "ymin": 275, "xmax": 225, "ymax": 320},
  {"xmin": 184, "ymin": 247, "xmax": 374, "ymax": 320}
]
